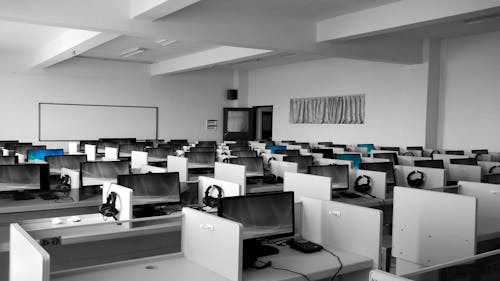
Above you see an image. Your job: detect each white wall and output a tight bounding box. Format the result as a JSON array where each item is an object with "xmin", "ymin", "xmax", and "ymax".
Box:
[
  {"xmin": 0, "ymin": 57, "xmax": 232, "ymax": 148},
  {"xmin": 439, "ymin": 31, "xmax": 500, "ymax": 151},
  {"xmin": 248, "ymin": 57, "xmax": 427, "ymax": 146}
]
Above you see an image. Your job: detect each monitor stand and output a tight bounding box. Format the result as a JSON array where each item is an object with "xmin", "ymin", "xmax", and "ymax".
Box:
[
  {"xmin": 13, "ymin": 191, "xmax": 35, "ymax": 201},
  {"xmin": 243, "ymin": 239, "xmax": 279, "ymax": 268}
]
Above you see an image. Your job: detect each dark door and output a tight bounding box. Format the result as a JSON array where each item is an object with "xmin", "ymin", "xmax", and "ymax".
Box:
[
  {"xmin": 223, "ymin": 108, "xmax": 255, "ymax": 141},
  {"xmin": 261, "ymin": 111, "xmax": 273, "ymax": 140}
]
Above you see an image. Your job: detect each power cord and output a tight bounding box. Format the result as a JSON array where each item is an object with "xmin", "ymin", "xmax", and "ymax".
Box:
[
  {"xmin": 255, "ymin": 260, "xmax": 311, "ymax": 281},
  {"xmin": 322, "ymin": 248, "xmax": 343, "ymax": 281}
]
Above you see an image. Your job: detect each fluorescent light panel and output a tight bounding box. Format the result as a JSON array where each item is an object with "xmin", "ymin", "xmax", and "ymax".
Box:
[
  {"xmin": 155, "ymin": 39, "xmax": 178, "ymax": 47},
  {"xmin": 120, "ymin": 47, "xmax": 147, "ymax": 58}
]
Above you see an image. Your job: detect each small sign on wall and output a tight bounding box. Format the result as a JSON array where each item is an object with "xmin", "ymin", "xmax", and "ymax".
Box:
[{"xmin": 207, "ymin": 120, "xmax": 218, "ymax": 130}]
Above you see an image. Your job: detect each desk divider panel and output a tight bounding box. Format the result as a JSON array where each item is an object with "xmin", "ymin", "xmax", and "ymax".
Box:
[
  {"xmin": 301, "ymin": 197, "xmax": 382, "ymax": 269},
  {"xmin": 102, "ymin": 183, "xmax": 132, "ymax": 221},
  {"xmin": 167, "ymin": 156, "xmax": 188, "ymax": 182},
  {"xmin": 16, "ymin": 153, "xmax": 25, "ymax": 163},
  {"xmin": 351, "ymin": 169, "xmax": 387, "ymax": 199},
  {"xmin": 68, "ymin": 142, "xmax": 78, "ymax": 154},
  {"xmin": 286, "ymin": 144, "xmax": 302, "ymax": 150},
  {"xmin": 405, "ymin": 149, "xmax": 423, "ymax": 157},
  {"xmin": 432, "ymin": 154, "xmax": 468, "ymax": 169},
  {"xmin": 392, "ymin": 187, "xmax": 476, "ymax": 271},
  {"xmin": 198, "ymin": 176, "xmax": 241, "ymax": 205},
  {"xmin": 284, "ymin": 172, "xmax": 332, "ymax": 202},
  {"xmin": 214, "ymin": 162, "xmax": 246, "ymax": 196},
  {"xmin": 394, "ymin": 165, "xmax": 445, "ymax": 189},
  {"xmin": 182, "ymin": 208, "xmax": 242, "ymax": 281},
  {"xmin": 270, "ymin": 160, "xmax": 298, "ymax": 178},
  {"xmin": 317, "ymin": 158, "xmax": 353, "ymax": 168},
  {"xmin": 84, "ymin": 144, "xmax": 96, "ymax": 161},
  {"xmin": 131, "ymin": 151, "xmax": 148, "ymax": 169},
  {"xmin": 459, "ymin": 181, "xmax": 500, "ymax": 219},
  {"xmin": 362, "ymin": 157, "xmax": 390, "ymax": 163},
  {"xmin": 2, "ymin": 148, "xmax": 8, "ymax": 156},
  {"xmin": 104, "ymin": 147, "xmax": 118, "ymax": 160},
  {"xmin": 369, "ymin": 270, "xmax": 411, "ymax": 281},
  {"xmin": 478, "ymin": 161, "xmax": 500, "ymax": 177},
  {"xmin": 139, "ymin": 165, "xmax": 168, "ymax": 174},
  {"xmin": 10, "ymin": 223, "xmax": 50, "ymax": 281},
  {"xmin": 448, "ymin": 164, "xmax": 481, "ymax": 183},
  {"xmin": 397, "ymin": 156, "xmax": 431, "ymax": 166}
]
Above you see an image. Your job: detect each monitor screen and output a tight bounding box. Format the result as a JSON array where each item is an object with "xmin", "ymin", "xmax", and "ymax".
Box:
[
  {"xmin": 13, "ymin": 145, "xmax": 46, "ymax": 156},
  {"xmin": 45, "ymin": 155, "xmax": 87, "ymax": 174},
  {"xmin": 358, "ymin": 144, "xmax": 375, "ymax": 154},
  {"xmin": 218, "ymin": 192, "xmax": 294, "ymax": 240},
  {"xmin": 283, "ymin": 156, "xmax": 313, "ymax": 173},
  {"xmin": 336, "ymin": 153, "xmax": 361, "ymax": 169},
  {"xmin": 380, "ymin": 146, "xmax": 400, "ymax": 153},
  {"xmin": 359, "ymin": 162, "xmax": 396, "ymax": 185},
  {"xmin": 169, "ymin": 139, "xmax": 189, "ymax": 145},
  {"xmin": 0, "ymin": 156, "xmax": 16, "ymax": 165},
  {"xmin": 265, "ymin": 145, "xmax": 286, "ymax": 153},
  {"xmin": 450, "ymin": 158, "xmax": 478, "ymax": 166},
  {"xmin": 158, "ymin": 143, "xmax": 183, "ymax": 151},
  {"xmin": 197, "ymin": 141, "xmax": 217, "ymax": 147},
  {"xmin": 80, "ymin": 161, "xmax": 130, "ymax": 187},
  {"xmin": 231, "ymin": 150, "xmax": 257, "ymax": 157},
  {"xmin": 119, "ymin": 143, "xmax": 146, "ymax": 156},
  {"xmin": 146, "ymin": 148, "xmax": 174, "ymax": 159},
  {"xmin": 0, "ymin": 164, "xmax": 49, "ymax": 191},
  {"xmin": 275, "ymin": 150, "xmax": 300, "ymax": 156},
  {"xmin": 229, "ymin": 146, "xmax": 251, "ymax": 152},
  {"xmin": 185, "ymin": 152, "xmax": 215, "ymax": 164},
  {"xmin": 472, "ymin": 149, "xmax": 488, "ymax": 155},
  {"xmin": 407, "ymin": 146, "xmax": 423, "ymax": 151},
  {"xmin": 372, "ymin": 152, "xmax": 399, "ymax": 165},
  {"xmin": 190, "ymin": 147, "xmax": 216, "ymax": 152},
  {"xmin": 229, "ymin": 157, "xmax": 264, "ymax": 176},
  {"xmin": 99, "ymin": 138, "xmax": 136, "ymax": 144},
  {"xmin": 445, "ymin": 150, "xmax": 465, "ymax": 155},
  {"xmin": 308, "ymin": 165, "xmax": 349, "ymax": 190},
  {"xmin": 27, "ymin": 149, "xmax": 64, "ymax": 162},
  {"xmin": 414, "ymin": 159, "xmax": 445, "ymax": 169},
  {"xmin": 117, "ymin": 172, "xmax": 181, "ymax": 202},
  {"xmin": 317, "ymin": 142, "xmax": 333, "ymax": 147},
  {"xmin": 0, "ymin": 140, "xmax": 19, "ymax": 148},
  {"xmin": 311, "ymin": 149, "xmax": 335, "ymax": 159}
]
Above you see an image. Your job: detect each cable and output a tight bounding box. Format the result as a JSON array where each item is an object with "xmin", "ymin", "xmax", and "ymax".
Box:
[
  {"xmin": 256, "ymin": 260, "xmax": 311, "ymax": 281},
  {"xmin": 322, "ymin": 248, "xmax": 343, "ymax": 281}
]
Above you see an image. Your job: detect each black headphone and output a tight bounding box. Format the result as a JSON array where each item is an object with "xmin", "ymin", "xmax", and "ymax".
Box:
[
  {"xmin": 263, "ymin": 173, "xmax": 283, "ymax": 184},
  {"xmin": 267, "ymin": 156, "xmax": 276, "ymax": 166},
  {"xmin": 203, "ymin": 185, "xmax": 223, "ymax": 208},
  {"xmin": 489, "ymin": 166, "xmax": 500, "ymax": 174},
  {"xmin": 99, "ymin": 191, "xmax": 119, "ymax": 220},
  {"xmin": 430, "ymin": 150, "xmax": 439, "ymax": 158},
  {"xmin": 57, "ymin": 175, "xmax": 71, "ymax": 193},
  {"xmin": 402, "ymin": 151, "xmax": 414, "ymax": 156},
  {"xmin": 407, "ymin": 171, "xmax": 425, "ymax": 188},
  {"xmin": 223, "ymin": 157, "xmax": 230, "ymax": 163},
  {"xmin": 221, "ymin": 151, "xmax": 228, "ymax": 156},
  {"xmin": 354, "ymin": 175, "xmax": 372, "ymax": 193}
]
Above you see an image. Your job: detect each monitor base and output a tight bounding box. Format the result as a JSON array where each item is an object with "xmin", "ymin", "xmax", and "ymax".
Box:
[{"xmin": 243, "ymin": 239, "xmax": 279, "ymax": 268}]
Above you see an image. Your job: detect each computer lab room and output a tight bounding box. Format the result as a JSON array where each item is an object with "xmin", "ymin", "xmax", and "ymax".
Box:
[{"xmin": 1, "ymin": 1, "xmax": 500, "ymax": 281}]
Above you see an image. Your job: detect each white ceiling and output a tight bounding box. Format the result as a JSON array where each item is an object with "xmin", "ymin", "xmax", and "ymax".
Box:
[
  {"xmin": 0, "ymin": 20, "xmax": 69, "ymax": 53},
  {"xmin": 80, "ymin": 35, "xmax": 217, "ymax": 63}
]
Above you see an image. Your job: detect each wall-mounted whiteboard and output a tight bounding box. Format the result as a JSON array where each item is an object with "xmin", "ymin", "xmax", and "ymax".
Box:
[{"xmin": 39, "ymin": 103, "xmax": 158, "ymax": 141}]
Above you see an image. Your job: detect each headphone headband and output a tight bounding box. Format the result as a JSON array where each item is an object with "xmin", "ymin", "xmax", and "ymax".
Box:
[
  {"xmin": 354, "ymin": 175, "xmax": 372, "ymax": 193},
  {"xmin": 407, "ymin": 170, "xmax": 425, "ymax": 188}
]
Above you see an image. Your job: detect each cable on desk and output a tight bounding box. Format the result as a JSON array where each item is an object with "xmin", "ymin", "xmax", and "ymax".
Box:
[
  {"xmin": 256, "ymin": 260, "xmax": 311, "ymax": 281},
  {"xmin": 322, "ymin": 248, "xmax": 343, "ymax": 281}
]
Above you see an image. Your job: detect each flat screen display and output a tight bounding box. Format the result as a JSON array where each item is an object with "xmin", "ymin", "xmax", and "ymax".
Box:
[
  {"xmin": 0, "ymin": 164, "xmax": 50, "ymax": 191},
  {"xmin": 27, "ymin": 149, "xmax": 64, "ymax": 162},
  {"xmin": 359, "ymin": 162, "xmax": 396, "ymax": 185},
  {"xmin": 229, "ymin": 157, "xmax": 264, "ymax": 176},
  {"xmin": 283, "ymin": 156, "xmax": 313, "ymax": 173},
  {"xmin": 185, "ymin": 152, "xmax": 215, "ymax": 164},
  {"xmin": 0, "ymin": 156, "xmax": 16, "ymax": 165},
  {"xmin": 117, "ymin": 172, "xmax": 180, "ymax": 202},
  {"xmin": 45, "ymin": 155, "xmax": 87, "ymax": 174},
  {"xmin": 336, "ymin": 153, "xmax": 362, "ymax": 169},
  {"xmin": 373, "ymin": 152, "xmax": 399, "ymax": 165},
  {"xmin": 414, "ymin": 160, "xmax": 445, "ymax": 169},
  {"xmin": 80, "ymin": 161, "xmax": 130, "ymax": 187},
  {"xmin": 308, "ymin": 165, "xmax": 349, "ymax": 190}
]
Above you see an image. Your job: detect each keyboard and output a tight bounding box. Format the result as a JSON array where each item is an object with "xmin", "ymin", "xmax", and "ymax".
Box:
[{"xmin": 339, "ymin": 191, "xmax": 362, "ymax": 198}]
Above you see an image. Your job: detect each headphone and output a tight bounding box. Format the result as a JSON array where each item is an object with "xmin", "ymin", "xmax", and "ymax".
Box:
[
  {"xmin": 203, "ymin": 185, "xmax": 223, "ymax": 208},
  {"xmin": 57, "ymin": 175, "xmax": 71, "ymax": 193},
  {"xmin": 430, "ymin": 150, "xmax": 440, "ymax": 158},
  {"xmin": 223, "ymin": 157, "xmax": 230, "ymax": 163},
  {"xmin": 221, "ymin": 151, "xmax": 228, "ymax": 156},
  {"xmin": 354, "ymin": 175, "xmax": 372, "ymax": 193},
  {"xmin": 407, "ymin": 171, "xmax": 425, "ymax": 188},
  {"xmin": 489, "ymin": 165, "xmax": 500, "ymax": 174},
  {"xmin": 99, "ymin": 191, "xmax": 119, "ymax": 220},
  {"xmin": 263, "ymin": 173, "xmax": 283, "ymax": 184},
  {"xmin": 402, "ymin": 151, "xmax": 414, "ymax": 156},
  {"xmin": 267, "ymin": 156, "xmax": 276, "ymax": 166}
]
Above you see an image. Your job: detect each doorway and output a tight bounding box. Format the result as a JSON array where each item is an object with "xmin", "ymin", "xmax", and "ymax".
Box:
[
  {"xmin": 222, "ymin": 106, "xmax": 273, "ymax": 141},
  {"xmin": 254, "ymin": 106, "xmax": 273, "ymax": 141}
]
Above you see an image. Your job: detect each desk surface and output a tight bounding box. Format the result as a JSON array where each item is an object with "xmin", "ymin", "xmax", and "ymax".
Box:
[
  {"xmin": 0, "ymin": 195, "xmax": 102, "ymax": 214},
  {"xmin": 52, "ymin": 245, "xmax": 372, "ymax": 281}
]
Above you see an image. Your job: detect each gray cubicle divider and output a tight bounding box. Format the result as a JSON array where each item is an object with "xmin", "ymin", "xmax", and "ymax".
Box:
[
  {"xmin": 394, "ymin": 165, "xmax": 445, "ymax": 189},
  {"xmin": 198, "ymin": 176, "xmax": 241, "ymax": 206},
  {"xmin": 102, "ymin": 183, "xmax": 133, "ymax": 221},
  {"xmin": 478, "ymin": 160, "xmax": 500, "ymax": 177},
  {"xmin": 431, "ymin": 153, "xmax": 468, "ymax": 169},
  {"xmin": 214, "ymin": 162, "xmax": 246, "ymax": 196},
  {"xmin": 167, "ymin": 155, "xmax": 188, "ymax": 182},
  {"xmin": 350, "ymin": 169, "xmax": 387, "ymax": 199},
  {"xmin": 284, "ymin": 172, "xmax": 332, "ymax": 203},
  {"xmin": 84, "ymin": 144, "xmax": 96, "ymax": 161},
  {"xmin": 458, "ymin": 181, "xmax": 500, "ymax": 219},
  {"xmin": 397, "ymin": 156, "xmax": 431, "ymax": 166},
  {"xmin": 392, "ymin": 187, "xmax": 477, "ymax": 275},
  {"xmin": 447, "ymin": 164, "xmax": 481, "ymax": 182}
]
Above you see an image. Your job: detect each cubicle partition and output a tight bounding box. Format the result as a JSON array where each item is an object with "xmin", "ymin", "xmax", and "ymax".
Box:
[
  {"xmin": 197, "ymin": 176, "xmax": 241, "ymax": 206},
  {"xmin": 214, "ymin": 162, "xmax": 246, "ymax": 195},
  {"xmin": 284, "ymin": 172, "xmax": 332, "ymax": 202},
  {"xmin": 394, "ymin": 165, "xmax": 446, "ymax": 189}
]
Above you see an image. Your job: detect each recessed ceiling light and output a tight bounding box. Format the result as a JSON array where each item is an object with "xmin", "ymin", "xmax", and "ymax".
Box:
[
  {"xmin": 119, "ymin": 47, "xmax": 147, "ymax": 58},
  {"xmin": 155, "ymin": 39, "xmax": 178, "ymax": 47}
]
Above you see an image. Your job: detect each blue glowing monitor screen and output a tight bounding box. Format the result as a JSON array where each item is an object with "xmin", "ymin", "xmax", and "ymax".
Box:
[
  {"xmin": 265, "ymin": 145, "xmax": 286, "ymax": 153},
  {"xmin": 218, "ymin": 192, "xmax": 294, "ymax": 240},
  {"xmin": 81, "ymin": 161, "xmax": 130, "ymax": 187},
  {"xmin": 336, "ymin": 154, "xmax": 361, "ymax": 169},
  {"xmin": 118, "ymin": 172, "xmax": 180, "ymax": 202},
  {"xmin": 27, "ymin": 149, "xmax": 64, "ymax": 162}
]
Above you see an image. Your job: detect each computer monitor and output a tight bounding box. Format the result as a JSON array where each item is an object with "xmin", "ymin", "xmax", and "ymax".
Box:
[
  {"xmin": 357, "ymin": 144, "xmax": 375, "ymax": 154},
  {"xmin": 0, "ymin": 164, "xmax": 50, "ymax": 192},
  {"xmin": 281, "ymin": 140, "xmax": 296, "ymax": 144},
  {"xmin": 185, "ymin": 152, "xmax": 215, "ymax": 164},
  {"xmin": 117, "ymin": 172, "xmax": 181, "ymax": 202},
  {"xmin": 372, "ymin": 152, "xmax": 399, "ymax": 165},
  {"xmin": 218, "ymin": 192, "xmax": 294, "ymax": 263},
  {"xmin": 317, "ymin": 142, "xmax": 333, "ymax": 147},
  {"xmin": 308, "ymin": 165, "xmax": 349, "ymax": 191},
  {"xmin": 265, "ymin": 145, "xmax": 286, "ymax": 153},
  {"xmin": 275, "ymin": 150, "xmax": 300, "ymax": 156},
  {"xmin": 4, "ymin": 142, "xmax": 31, "ymax": 150},
  {"xmin": 450, "ymin": 158, "xmax": 478, "ymax": 166},
  {"xmin": 407, "ymin": 146, "xmax": 423, "ymax": 151},
  {"xmin": 99, "ymin": 138, "xmax": 136, "ymax": 144},
  {"xmin": 15, "ymin": 145, "xmax": 47, "ymax": 156},
  {"xmin": 332, "ymin": 144, "xmax": 348, "ymax": 149},
  {"xmin": 146, "ymin": 147, "xmax": 174, "ymax": 160},
  {"xmin": 197, "ymin": 141, "xmax": 217, "ymax": 147},
  {"xmin": 190, "ymin": 147, "xmax": 216, "ymax": 152},
  {"xmin": 231, "ymin": 150, "xmax": 258, "ymax": 157},
  {"xmin": 359, "ymin": 162, "xmax": 396, "ymax": 185},
  {"xmin": 295, "ymin": 142, "xmax": 311, "ymax": 150},
  {"xmin": 336, "ymin": 153, "xmax": 361, "ymax": 169},
  {"xmin": 229, "ymin": 157, "xmax": 264, "ymax": 177},
  {"xmin": 380, "ymin": 146, "xmax": 400, "ymax": 153},
  {"xmin": 79, "ymin": 140, "xmax": 98, "ymax": 152},
  {"xmin": 311, "ymin": 148, "xmax": 335, "ymax": 159},
  {"xmin": 282, "ymin": 156, "xmax": 313, "ymax": 173},
  {"xmin": 0, "ymin": 140, "xmax": 19, "ymax": 148},
  {"xmin": 27, "ymin": 149, "xmax": 64, "ymax": 162},
  {"xmin": 445, "ymin": 150, "xmax": 465, "ymax": 155},
  {"xmin": 80, "ymin": 161, "xmax": 130, "ymax": 187},
  {"xmin": 414, "ymin": 159, "xmax": 445, "ymax": 169},
  {"xmin": 158, "ymin": 143, "xmax": 183, "ymax": 151},
  {"xmin": 119, "ymin": 143, "xmax": 146, "ymax": 157},
  {"xmin": 97, "ymin": 141, "xmax": 119, "ymax": 151},
  {"xmin": 45, "ymin": 154, "xmax": 87, "ymax": 174},
  {"xmin": 169, "ymin": 139, "xmax": 189, "ymax": 145},
  {"xmin": 229, "ymin": 146, "xmax": 251, "ymax": 152},
  {"xmin": 471, "ymin": 149, "xmax": 489, "ymax": 155},
  {"xmin": 0, "ymin": 156, "xmax": 17, "ymax": 165}
]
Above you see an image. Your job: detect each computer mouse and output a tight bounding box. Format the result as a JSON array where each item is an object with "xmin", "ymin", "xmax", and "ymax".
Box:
[
  {"xmin": 68, "ymin": 216, "xmax": 81, "ymax": 222},
  {"xmin": 51, "ymin": 218, "xmax": 63, "ymax": 225}
]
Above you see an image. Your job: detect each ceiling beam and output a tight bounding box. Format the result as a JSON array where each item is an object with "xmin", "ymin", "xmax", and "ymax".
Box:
[
  {"xmin": 151, "ymin": 46, "xmax": 272, "ymax": 75},
  {"xmin": 317, "ymin": 0, "xmax": 500, "ymax": 42},
  {"xmin": 33, "ymin": 30, "xmax": 120, "ymax": 68},
  {"xmin": 130, "ymin": 0, "xmax": 201, "ymax": 21}
]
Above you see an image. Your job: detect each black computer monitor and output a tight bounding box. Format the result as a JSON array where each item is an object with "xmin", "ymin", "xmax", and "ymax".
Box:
[
  {"xmin": 229, "ymin": 146, "xmax": 251, "ymax": 152},
  {"xmin": 359, "ymin": 162, "xmax": 396, "ymax": 185},
  {"xmin": 190, "ymin": 147, "xmax": 216, "ymax": 152},
  {"xmin": 0, "ymin": 140, "xmax": 19, "ymax": 148},
  {"xmin": 79, "ymin": 140, "xmax": 98, "ymax": 152},
  {"xmin": 450, "ymin": 158, "xmax": 478, "ymax": 166},
  {"xmin": 229, "ymin": 157, "xmax": 264, "ymax": 177},
  {"xmin": 372, "ymin": 152, "xmax": 399, "ymax": 165},
  {"xmin": 0, "ymin": 164, "xmax": 50, "ymax": 192},
  {"xmin": 472, "ymin": 149, "xmax": 489, "ymax": 155},
  {"xmin": 0, "ymin": 156, "xmax": 17, "ymax": 165},
  {"xmin": 117, "ymin": 172, "xmax": 181, "ymax": 203},
  {"xmin": 146, "ymin": 147, "xmax": 174, "ymax": 159},
  {"xmin": 283, "ymin": 156, "xmax": 313, "ymax": 173},
  {"xmin": 218, "ymin": 192, "xmax": 294, "ymax": 263},
  {"xmin": 318, "ymin": 142, "xmax": 333, "ymax": 147},
  {"xmin": 97, "ymin": 141, "xmax": 119, "ymax": 151},
  {"xmin": 45, "ymin": 155, "xmax": 87, "ymax": 174},
  {"xmin": 308, "ymin": 165, "xmax": 349, "ymax": 191},
  {"xmin": 27, "ymin": 149, "xmax": 64, "ymax": 162},
  {"xmin": 275, "ymin": 150, "xmax": 300, "ymax": 156},
  {"xmin": 311, "ymin": 149, "xmax": 335, "ymax": 159},
  {"xmin": 10, "ymin": 144, "xmax": 45, "ymax": 156},
  {"xmin": 197, "ymin": 141, "xmax": 217, "ymax": 148},
  {"xmin": 4, "ymin": 142, "xmax": 31, "ymax": 150},
  {"xmin": 185, "ymin": 152, "xmax": 215, "ymax": 164},
  {"xmin": 407, "ymin": 146, "xmax": 423, "ymax": 151},
  {"xmin": 380, "ymin": 146, "xmax": 400, "ymax": 153},
  {"xmin": 231, "ymin": 150, "xmax": 258, "ymax": 157},
  {"xmin": 332, "ymin": 144, "xmax": 348, "ymax": 149},
  {"xmin": 80, "ymin": 161, "xmax": 130, "ymax": 187},
  {"xmin": 170, "ymin": 139, "xmax": 189, "ymax": 145},
  {"xmin": 445, "ymin": 150, "xmax": 465, "ymax": 155},
  {"xmin": 158, "ymin": 143, "xmax": 183, "ymax": 151},
  {"xmin": 119, "ymin": 143, "xmax": 146, "ymax": 157},
  {"xmin": 414, "ymin": 159, "xmax": 445, "ymax": 169},
  {"xmin": 99, "ymin": 138, "xmax": 136, "ymax": 144}
]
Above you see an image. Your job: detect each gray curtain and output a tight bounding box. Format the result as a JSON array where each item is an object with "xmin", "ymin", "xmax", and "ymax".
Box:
[{"xmin": 289, "ymin": 94, "xmax": 365, "ymax": 124}]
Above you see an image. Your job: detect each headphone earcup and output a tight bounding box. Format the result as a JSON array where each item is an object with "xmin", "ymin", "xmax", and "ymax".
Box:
[
  {"xmin": 407, "ymin": 171, "xmax": 425, "ymax": 188},
  {"xmin": 354, "ymin": 175, "xmax": 371, "ymax": 193}
]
